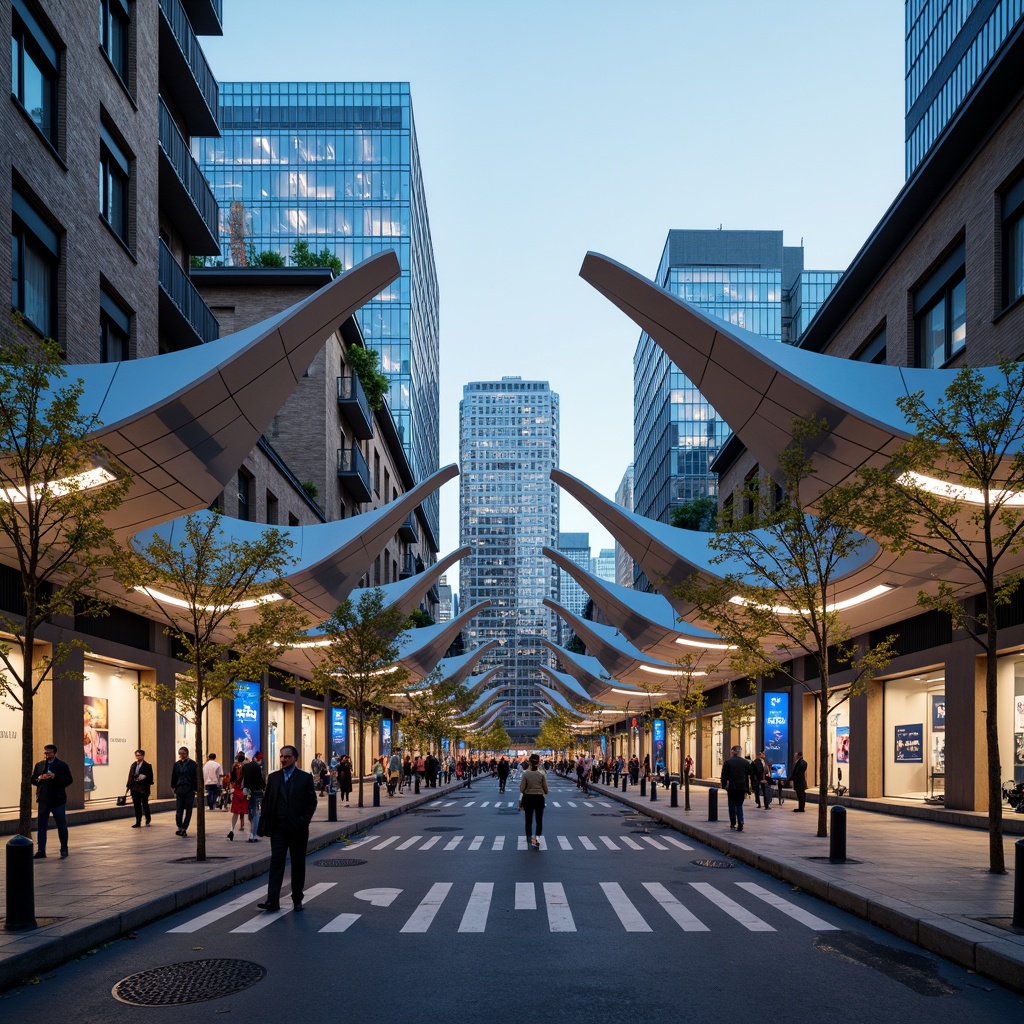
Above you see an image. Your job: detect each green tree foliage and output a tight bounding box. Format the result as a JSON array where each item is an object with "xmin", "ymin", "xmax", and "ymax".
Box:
[
  {"xmin": 850, "ymin": 360, "xmax": 1024, "ymax": 873},
  {"xmin": 256, "ymin": 250, "xmax": 285, "ymax": 267},
  {"xmin": 310, "ymin": 588, "xmax": 409, "ymax": 807},
  {"xmin": 125, "ymin": 512, "xmax": 307, "ymax": 859},
  {"xmin": 564, "ymin": 633, "xmax": 585, "ymax": 655},
  {"xmin": 669, "ymin": 495, "xmax": 719, "ymax": 531},
  {"xmin": 537, "ymin": 711, "xmax": 575, "ymax": 755},
  {"xmin": 0, "ymin": 328, "xmax": 134, "ymax": 835},
  {"xmin": 481, "ymin": 721, "xmax": 512, "ymax": 754},
  {"xmin": 400, "ymin": 668, "xmax": 471, "ymax": 752},
  {"xmin": 681, "ymin": 416, "xmax": 895, "ymax": 839},
  {"xmin": 346, "ymin": 344, "xmax": 390, "ymax": 412},
  {"xmin": 291, "ymin": 239, "xmax": 342, "ymax": 276},
  {"xmin": 407, "ymin": 607, "xmax": 434, "ymax": 629}
]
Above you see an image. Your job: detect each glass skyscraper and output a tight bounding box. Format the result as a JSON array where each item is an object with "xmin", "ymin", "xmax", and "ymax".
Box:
[
  {"xmin": 195, "ymin": 82, "xmax": 440, "ymax": 538},
  {"xmin": 557, "ymin": 532, "xmax": 591, "ymax": 644},
  {"xmin": 459, "ymin": 378, "xmax": 560, "ymax": 742}
]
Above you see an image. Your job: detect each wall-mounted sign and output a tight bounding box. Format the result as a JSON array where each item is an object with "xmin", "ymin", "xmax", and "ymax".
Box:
[
  {"xmin": 331, "ymin": 707, "xmax": 348, "ymax": 758},
  {"xmin": 379, "ymin": 719, "xmax": 392, "ymax": 757},
  {"xmin": 895, "ymin": 724, "xmax": 924, "ymax": 763},
  {"xmin": 932, "ymin": 695, "xmax": 946, "ymax": 732},
  {"xmin": 763, "ymin": 692, "xmax": 789, "ymax": 778},
  {"xmin": 233, "ymin": 682, "xmax": 261, "ymax": 758}
]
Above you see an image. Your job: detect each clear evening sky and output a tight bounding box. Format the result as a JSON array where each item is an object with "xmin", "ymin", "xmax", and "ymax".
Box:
[{"xmin": 202, "ymin": 0, "xmax": 906, "ymax": 585}]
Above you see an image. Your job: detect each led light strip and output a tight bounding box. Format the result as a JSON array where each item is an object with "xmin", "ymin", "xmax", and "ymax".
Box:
[
  {"xmin": 673, "ymin": 636, "xmax": 736, "ymax": 650},
  {"xmin": 135, "ymin": 586, "xmax": 284, "ymax": 613},
  {"xmin": 729, "ymin": 584, "xmax": 892, "ymax": 615},
  {"xmin": 1, "ymin": 467, "xmax": 116, "ymax": 503},
  {"xmin": 899, "ymin": 471, "xmax": 1024, "ymax": 507}
]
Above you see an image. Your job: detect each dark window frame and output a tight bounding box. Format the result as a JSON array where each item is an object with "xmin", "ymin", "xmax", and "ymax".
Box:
[
  {"xmin": 99, "ymin": 0, "xmax": 130, "ymax": 85},
  {"xmin": 10, "ymin": 0, "xmax": 58, "ymax": 148},
  {"xmin": 1001, "ymin": 173, "xmax": 1024, "ymax": 312},
  {"xmin": 99, "ymin": 121, "xmax": 130, "ymax": 244},
  {"xmin": 99, "ymin": 286, "xmax": 130, "ymax": 362},
  {"xmin": 913, "ymin": 243, "xmax": 966, "ymax": 368},
  {"xmin": 237, "ymin": 469, "xmax": 251, "ymax": 521},
  {"xmin": 11, "ymin": 188, "xmax": 59, "ymax": 339}
]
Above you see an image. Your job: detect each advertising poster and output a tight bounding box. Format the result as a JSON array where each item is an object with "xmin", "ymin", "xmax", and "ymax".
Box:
[
  {"xmin": 895, "ymin": 724, "xmax": 924, "ymax": 762},
  {"xmin": 83, "ymin": 695, "xmax": 109, "ymax": 766},
  {"xmin": 836, "ymin": 725, "xmax": 850, "ymax": 763},
  {"xmin": 1014, "ymin": 732, "xmax": 1024, "ymax": 769},
  {"xmin": 331, "ymin": 707, "xmax": 348, "ymax": 758},
  {"xmin": 442, "ymin": 737, "xmax": 450, "ymax": 753},
  {"xmin": 380, "ymin": 718, "xmax": 392, "ymax": 757},
  {"xmin": 600, "ymin": 734, "xmax": 608, "ymax": 758},
  {"xmin": 932, "ymin": 695, "xmax": 946, "ymax": 731},
  {"xmin": 763, "ymin": 692, "xmax": 789, "ymax": 778},
  {"xmin": 1014, "ymin": 696, "xmax": 1024, "ymax": 732},
  {"xmin": 652, "ymin": 719, "xmax": 665, "ymax": 768},
  {"xmin": 233, "ymin": 682, "xmax": 261, "ymax": 758}
]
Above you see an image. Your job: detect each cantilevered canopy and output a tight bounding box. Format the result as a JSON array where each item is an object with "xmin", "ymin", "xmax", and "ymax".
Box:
[
  {"xmin": 433, "ymin": 641, "xmax": 499, "ymax": 687},
  {"xmin": 374, "ymin": 545, "xmax": 469, "ymax": 620},
  {"xmin": 396, "ymin": 601, "xmax": 492, "ymax": 682},
  {"xmin": 537, "ymin": 665, "xmax": 614, "ymax": 707},
  {"xmin": 538, "ymin": 638, "xmax": 649, "ymax": 705}
]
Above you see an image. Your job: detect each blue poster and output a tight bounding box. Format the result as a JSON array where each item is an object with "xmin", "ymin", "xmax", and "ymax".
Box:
[
  {"xmin": 652, "ymin": 719, "xmax": 666, "ymax": 769},
  {"xmin": 763, "ymin": 692, "xmax": 789, "ymax": 778},
  {"xmin": 895, "ymin": 724, "xmax": 924, "ymax": 762},
  {"xmin": 233, "ymin": 682, "xmax": 261, "ymax": 758},
  {"xmin": 331, "ymin": 707, "xmax": 348, "ymax": 758},
  {"xmin": 600, "ymin": 734, "xmax": 607, "ymax": 757},
  {"xmin": 380, "ymin": 718, "xmax": 392, "ymax": 757},
  {"xmin": 931, "ymin": 695, "xmax": 946, "ymax": 731},
  {"xmin": 441, "ymin": 737, "xmax": 450, "ymax": 753},
  {"xmin": 836, "ymin": 725, "xmax": 850, "ymax": 763}
]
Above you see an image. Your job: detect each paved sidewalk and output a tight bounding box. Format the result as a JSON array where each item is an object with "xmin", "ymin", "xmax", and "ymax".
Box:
[
  {"xmin": 585, "ymin": 777, "xmax": 1024, "ymax": 994},
  {"xmin": 0, "ymin": 777, "xmax": 465, "ymax": 991}
]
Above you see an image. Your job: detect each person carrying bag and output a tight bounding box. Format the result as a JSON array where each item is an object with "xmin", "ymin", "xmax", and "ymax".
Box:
[{"xmin": 519, "ymin": 753, "xmax": 548, "ymax": 849}]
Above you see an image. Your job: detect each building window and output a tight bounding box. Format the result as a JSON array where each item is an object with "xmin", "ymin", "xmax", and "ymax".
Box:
[
  {"xmin": 373, "ymin": 451, "xmax": 380, "ymax": 495},
  {"xmin": 266, "ymin": 491, "xmax": 278, "ymax": 525},
  {"xmin": 237, "ymin": 470, "xmax": 251, "ymax": 521},
  {"xmin": 11, "ymin": 0, "xmax": 58, "ymax": 146},
  {"xmin": 914, "ymin": 244, "xmax": 965, "ymax": 368},
  {"xmin": 99, "ymin": 287, "xmax": 129, "ymax": 362},
  {"xmin": 854, "ymin": 326, "xmax": 886, "ymax": 364},
  {"xmin": 99, "ymin": 0, "xmax": 129, "ymax": 82},
  {"xmin": 11, "ymin": 189, "xmax": 58, "ymax": 339},
  {"xmin": 1002, "ymin": 174, "xmax": 1024, "ymax": 311},
  {"xmin": 99, "ymin": 122, "xmax": 130, "ymax": 243}
]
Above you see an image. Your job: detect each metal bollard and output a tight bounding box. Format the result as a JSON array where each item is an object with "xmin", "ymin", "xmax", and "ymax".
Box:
[
  {"xmin": 5, "ymin": 835, "xmax": 36, "ymax": 931},
  {"xmin": 1014, "ymin": 839, "xmax": 1024, "ymax": 928},
  {"xmin": 415, "ymin": 774, "xmax": 420, "ymax": 794},
  {"xmin": 622, "ymin": 774, "xmax": 627, "ymax": 792},
  {"xmin": 640, "ymin": 777, "xmax": 647, "ymax": 797},
  {"xmin": 372, "ymin": 780, "xmax": 381, "ymax": 807},
  {"xmin": 650, "ymin": 780, "xmax": 658, "ymax": 801},
  {"xmin": 670, "ymin": 782, "xmax": 678, "ymax": 807},
  {"xmin": 708, "ymin": 786, "xmax": 719, "ymax": 822},
  {"xmin": 327, "ymin": 792, "xmax": 338, "ymax": 822},
  {"xmin": 614, "ymin": 771, "xmax": 620, "ymax": 788},
  {"xmin": 829, "ymin": 805, "xmax": 847, "ymax": 863}
]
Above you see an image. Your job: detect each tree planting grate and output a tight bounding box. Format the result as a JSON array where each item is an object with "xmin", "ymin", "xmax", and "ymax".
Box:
[
  {"xmin": 112, "ymin": 959, "xmax": 265, "ymax": 1005},
  {"xmin": 314, "ymin": 858, "xmax": 367, "ymax": 867},
  {"xmin": 424, "ymin": 825, "xmax": 461, "ymax": 832},
  {"xmin": 167, "ymin": 856, "xmax": 232, "ymax": 864},
  {"xmin": 691, "ymin": 858, "xmax": 735, "ymax": 869}
]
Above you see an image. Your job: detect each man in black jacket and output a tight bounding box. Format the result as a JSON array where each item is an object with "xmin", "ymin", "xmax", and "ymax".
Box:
[
  {"xmin": 126, "ymin": 748, "xmax": 154, "ymax": 827},
  {"xmin": 170, "ymin": 746, "xmax": 198, "ymax": 836},
  {"xmin": 241, "ymin": 751, "xmax": 266, "ymax": 842},
  {"xmin": 791, "ymin": 752, "xmax": 809, "ymax": 812},
  {"xmin": 257, "ymin": 746, "xmax": 318, "ymax": 912},
  {"xmin": 720, "ymin": 744, "xmax": 752, "ymax": 832},
  {"xmin": 31, "ymin": 743, "xmax": 73, "ymax": 858}
]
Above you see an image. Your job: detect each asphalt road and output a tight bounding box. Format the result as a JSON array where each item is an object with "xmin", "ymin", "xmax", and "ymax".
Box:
[{"xmin": 3, "ymin": 775, "xmax": 1022, "ymax": 1022}]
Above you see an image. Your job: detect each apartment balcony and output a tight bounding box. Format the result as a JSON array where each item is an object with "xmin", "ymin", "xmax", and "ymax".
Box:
[
  {"xmin": 180, "ymin": 0, "xmax": 223, "ymax": 35},
  {"xmin": 337, "ymin": 445, "xmax": 372, "ymax": 503},
  {"xmin": 336, "ymin": 375, "xmax": 373, "ymax": 440},
  {"xmin": 399, "ymin": 553, "xmax": 425, "ymax": 580},
  {"xmin": 398, "ymin": 513, "xmax": 418, "ymax": 544},
  {"xmin": 158, "ymin": 0, "xmax": 219, "ymax": 137},
  {"xmin": 158, "ymin": 98, "xmax": 219, "ymax": 255},
  {"xmin": 158, "ymin": 240, "xmax": 219, "ymax": 347}
]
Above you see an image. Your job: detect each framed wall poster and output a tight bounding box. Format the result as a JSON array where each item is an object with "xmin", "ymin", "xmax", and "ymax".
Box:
[
  {"xmin": 835, "ymin": 725, "xmax": 850, "ymax": 763},
  {"xmin": 84, "ymin": 695, "xmax": 109, "ymax": 765},
  {"xmin": 932, "ymin": 695, "xmax": 946, "ymax": 731},
  {"xmin": 894, "ymin": 724, "xmax": 924, "ymax": 763}
]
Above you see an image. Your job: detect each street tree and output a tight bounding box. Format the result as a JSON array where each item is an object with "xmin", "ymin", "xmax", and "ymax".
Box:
[
  {"xmin": 656, "ymin": 651, "xmax": 716, "ymax": 810},
  {"xmin": 851, "ymin": 360, "xmax": 1024, "ymax": 874},
  {"xmin": 0, "ymin": 331, "xmax": 132, "ymax": 836},
  {"xmin": 482, "ymin": 721, "xmax": 512, "ymax": 755},
  {"xmin": 537, "ymin": 711, "xmax": 574, "ymax": 758},
  {"xmin": 311, "ymin": 588, "xmax": 409, "ymax": 807},
  {"xmin": 400, "ymin": 668, "xmax": 471, "ymax": 754},
  {"xmin": 126, "ymin": 512, "xmax": 307, "ymax": 860},
  {"xmin": 681, "ymin": 416, "xmax": 895, "ymax": 839}
]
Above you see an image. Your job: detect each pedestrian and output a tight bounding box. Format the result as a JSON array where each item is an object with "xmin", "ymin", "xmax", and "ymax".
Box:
[
  {"xmin": 337, "ymin": 754, "xmax": 353, "ymax": 802},
  {"xmin": 750, "ymin": 749, "xmax": 766, "ymax": 807},
  {"xmin": 628, "ymin": 755, "xmax": 640, "ymax": 785},
  {"xmin": 171, "ymin": 746, "xmax": 198, "ymax": 837},
  {"xmin": 756, "ymin": 751, "xmax": 772, "ymax": 809},
  {"xmin": 519, "ymin": 752, "xmax": 549, "ymax": 849},
  {"xmin": 721, "ymin": 744, "xmax": 752, "ymax": 832},
  {"xmin": 257, "ymin": 745, "xmax": 318, "ymax": 912},
  {"xmin": 126, "ymin": 748, "xmax": 154, "ymax": 827},
  {"xmin": 310, "ymin": 752, "xmax": 328, "ymax": 796},
  {"xmin": 387, "ymin": 749, "xmax": 402, "ymax": 796},
  {"xmin": 497, "ymin": 755, "xmax": 510, "ymax": 793},
  {"xmin": 31, "ymin": 743, "xmax": 73, "ymax": 858},
  {"xmin": 227, "ymin": 751, "xmax": 248, "ymax": 840},
  {"xmin": 242, "ymin": 750, "xmax": 266, "ymax": 842},
  {"xmin": 203, "ymin": 752, "xmax": 222, "ymax": 810},
  {"xmin": 791, "ymin": 751, "xmax": 808, "ymax": 812},
  {"xmin": 403, "ymin": 752, "xmax": 413, "ymax": 791},
  {"xmin": 683, "ymin": 754, "xmax": 694, "ymax": 781},
  {"xmin": 424, "ymin": 751, "xmax": 439, "ymax": 787}
]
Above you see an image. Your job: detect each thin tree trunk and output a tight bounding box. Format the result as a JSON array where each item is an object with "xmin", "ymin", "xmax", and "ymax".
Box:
[
  {"xmin": 817, "ymin": 683, "xmax": 829, "ymax": 839},
  {"xmin": 195, "ymin": 701, "xmax": 206, "ymax": 862},
  {"xmin": 985, "ymin": 608, "xmax": 1005, "ymax": 873},
  {"xmin": 19, "ymin": 636, "xmax": 35, "ymax": 838},
  {"xmin": 357, "ymin": 712, "xmax": 365, "ymax": 808}
]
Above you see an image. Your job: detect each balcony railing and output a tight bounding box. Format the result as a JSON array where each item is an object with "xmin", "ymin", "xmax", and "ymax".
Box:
[
  {"xmin": 158, "ymin": 239, "xmax": 219, "ymax": 346},
  {"xmin": 158, "ymin": 97, "xmax": 219, "ymax": 254},
  {"xmin": 337, "ymin": 445, "xmax": 371, "ymax": 503},
  {"xmin": 400, "ymin": 553, "xmax": 424, "ymax": 580},
  {"xmin": 336, "ymin": 375, "xmax": 373, "ymax": 440},
  {"xmin": 158, "ymin": 0, "xmax": 219, "ymax": 136},
  {"xmin": 398, "ymin": 513, "xmax": 418, "ymax": 544},
  {"xmin": 180, "ymin": 0, "xmax": 223, "ymax": 35}
]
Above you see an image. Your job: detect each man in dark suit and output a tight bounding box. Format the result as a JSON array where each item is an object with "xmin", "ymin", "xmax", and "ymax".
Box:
[
  {"xmin": 791, "ymin": 751, "xmax": 809, "ymax": 812},
  {"xmin": 31, "ymin": 743, "xmax": 73, "ymax": 858},
  {"xmin": 257, "ymin": 745, "xmax": 318, "ymax": 912},
  {"xmin": 126, "ymin": 748, "xmax": 154, "ymax": 827},
  {"xmin": 170, "ymin": 746, "xmax": 198, "ymax": 836},
  {"xmin": 720, "ymin": 744, "xmax": 752, "ymax": 832}
]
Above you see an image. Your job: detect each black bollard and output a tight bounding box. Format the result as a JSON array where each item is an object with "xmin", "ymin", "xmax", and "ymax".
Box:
[
  {"xmin": 415, "ymin": 774, "xmax": 420, "ymax": 794},
  {"xmin": 621, "ymin": 774, "xmax": 627, "ymax": 792},
  {"xmin": 829, "ymin": 805, "xmax": 847, "ymax": 863},
  {"xmin": 614, "ymin": 771, "xmax": 620, "ymax": 788},
  {"xmin": 1014, "ymin": 839, "xmax": 1024, "ymax": 928},
  {"xmin": 5, "ymin": 835, "xmax": 36, "ymax": 931},
  {"xmin": 708, "ymin": 786, "xmax": 719, "ymax": 822},
  {"xmin": 372, "ymin": 780, "xmax": 381, "ymax": 807},
  {"xmin": 327, "ymin": 792, "xmax": 338, "ymax": 822},
  {"xmin": 650, "ymin": 780, "xmax": 658, "ymax": 802},
  {"xmin": 640, "ymin": 777, "xmax": 647, "ymax": 797},
  {"xmin": 670, "ymin": 782, "xmax": 678, "ymax": 808}
]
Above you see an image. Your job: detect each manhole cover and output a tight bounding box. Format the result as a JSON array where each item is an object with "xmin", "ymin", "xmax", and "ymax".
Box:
[
  {"xmin": 314, "ymin": 858, "xmax": 368, "ymax": 867},
  {"xmin": 692, "ymin": 858, "xmax": 734, "ymax": 869},
  {"xmin": 113, "ymin": 960, "xmax": 266, "ymax": 1005},
  {"xmin": 424, "ymin": 825, "xmax": 461, "ymax": 832}
]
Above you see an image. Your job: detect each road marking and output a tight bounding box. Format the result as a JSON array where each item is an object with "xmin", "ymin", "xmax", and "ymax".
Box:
[
  {"xmin": 420, "ymin": 836, "xmax": 440, "ymax": 850},
  {"xmin": 641, "ymin": 836, "xmax": 669, "ymax": 851},
  {"xmin": 601, "ymin": 882, "xmax": 652, "ymax": 932},
  {"xmin": 371, "ymin": 836, "xmax": 398, "ymax": 851},
  {"xmin": 492, "ymin": 835, "xmax": 505, "ymax": 850},
  {"xmin": 515, "ymin": 882, "xmax": 536, "ymax": 910},
  {"xmin": 544, "ymin": 882, "xmax": 576, "ymax": 932},
  {"xmin": 481, "ymin": 801, "xmax": 490, "ymax": 807},
  {"xmin": 442, "ymin": 801, "xmax": 455, "ymax": 807},
  {"xmin": 354, "ymin": 888, "xmax": 402, "ymax": 906},
  {"xmin": 690, "ymin": 882, "xmax": 775, "ymax": 931},
  {"xmin": 567, "ymin": 801, "xmax": 578, "ymax": 807},
  {"xmin": 517, "ymin": 836, "xmax": 527, "ymax": 850},
  {"xmin": 168, "ymin": 888, "xmax": 265, "ymax": 932},
  {"xmin": 599, "ymin": 836, "xmax": 620, "ymax": 850},
  {"xmin": 400, "ymin": 882, "xmax": 452, "ymax": 933},
  {"xmin": 642, "ymin": 882, "xmax": 709, "ymax": 932},
  {"xmin": 663, "ymin": 836, "xmax": 694, "ymax": 851},
  {"xmin": 320, "ymin": 913, "xmax": 360, "ymax": 932},
  {"xmin": 552, "ymin": 801, "xmax": 561, "ymax": 807},
  {"xmin": 458, "ymin": 882, "xmax": 493, "ymax": 933},
  {"xmin": 444, "ymin": 836, "xmax": 463, "ymax": 851},
  {"xmin": 598, "ymin": 802, "xmax": 612, "ymax": 807},
  {"xmin": 464, "ymin": 801, "xmax": 475, "ymax": 807},
  {"xmin": 557, "ymin": 835, "xmax": 572, "ymax": 850},
  {"xmin": 619, "ymin": 836, "xmax": 643, "ymax": 850},
  {"xmin": 396, "ymin": 836, "xmax": 422, "ymax": 850},
  {"xmin": 230, "ymin": 883, "xmax": 335, "ymax": 933},
  {"xmin": 583, "ymin": 801, "xmax": 595, "ymax": 807},
  {"xmin": 343, "ymin": 835, "xmax": 378, "ymax": 849},
  {"xmin": 578, "ymin": 836, "xmax": 597, "ymax": 850},
  {"xmin": 538, "ymin": 836, "xmax": 548, "ymax": 850},
  {"xmin": 735, "ymin": 882, "xmax": 840, "ymax": 930},
  {"xmin": 468, "ymin": 835, "xmax": 484, "ymax": 850}
]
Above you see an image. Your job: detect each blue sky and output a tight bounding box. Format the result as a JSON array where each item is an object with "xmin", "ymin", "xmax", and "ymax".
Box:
[{"xmin": 202, "ymin": 0, "xmax": 906, "ymax": 578}]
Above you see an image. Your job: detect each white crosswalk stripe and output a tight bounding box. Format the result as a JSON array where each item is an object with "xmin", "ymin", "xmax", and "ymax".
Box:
[
  {"xmin": 492, "ymin": 835, "xmax": 505, "ymax": 850},
  {"xmin": 371, "ymin": 836, "xmax": 398, "ymax": 851},
  {"xmin": 358, "ymin": 831, "xmax": 701, "ymax": 854},
  {"xmin": 459, "ymin": 882, "xmax": 492, "ymax": 932},
  {"xmin": 557, "ymin": 835, "xmax": 572, "ymax": 850},
  {"xmin": 468, "ymin": 835, "xmax": 484, "ymax": 850},
  {"xmin": 420, "ymin": 836, "xmax": 441, "ymax": 850},
  {"xmin": 396, "ymin": 836, "xmax": 422, "ymax": 850},
  {"xmin": 599, "ymin": 836, "xmax": 619, "ymax": 850},
  {"xmin": 578, "ymin": 836, "xmax": 597, "ymax": 850},
  {"xmin": 400, "ymin": 882, "xmax": 452, "ymax": 933},
  {"xmin": 444, "ymin": 835, "xmax": 463, "ymax": 851},
  {"xmin": 544, "ymin": 882, "xmax": 576, "ymax": 932},
  {"xmin": 515, "ymin": 882, "xmax": 536, "ymax": 910},
  {"xmin": 735, "ymin": 882, "xmax": 840, "ymax": 931},
  {"xmin": 601, "ymin": 882, "xmax": 652, "ymax": 932},
  {"xmin": 567, "ymin": 801, "xmax": 578, "ymax": 807},
  {"xmin": 619, "ymin": 836, "xmax": 643, "ymax": 850},
  {"xmin": 552, "ymin": 801, "xmax": 561, "ymax": 807},
  {"xmin": 663, "ymin": 835, "xmax": 694, "ymax": 852},
  {"xmin": 641, "ymin": 836, "xmax": 669, "ymax": 850},
  {"xmin": 690, "ymin": 881, "xmax": 774, "ymax": 931},
  {"xmin": 464, "ymin": 801, "xmax": 475, "ymax": 807},
  {"xmin": 642, "ymin": 882, "xmax": 709, "ymax": 931},
  {"xmin": 168, "ymin": 887, "xmax": 264, "ymax": 933},
  {"xmin": 481, "ymin": 801, "xmax": 490, "ymax": 807},
  {"xmin": 230, "ymin": 883, "xmax": 335, "ymax": 933}
]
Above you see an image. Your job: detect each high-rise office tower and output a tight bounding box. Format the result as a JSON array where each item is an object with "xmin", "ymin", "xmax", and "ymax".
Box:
[
  {"xmin": 632, "ymin": 230, "xmax": 839, "ymax": 550},
  {"xmin": 593, "ymin": 548, "xmax": 616, "ymax": 584},
  {"xmin": 459, "ymin": 378, "xmax": 560, "ymax": 742},
  {"xmin": 195, "ymin": 82, "xmax": 441, "ymax": 540},
  {"xmin": 614, "ymin": 463, "xmax": 635, "ymax": 589},
  {"xmin": 557, "ymin": 532, "xmax": 591, "ymax": 643},
  {"xmin": 905, "ymin": 0, "xmax": 1024, "ymax": 177},
  {"xmin": 437, "ymin": 575, "xmax": 454, "ymax": 623}
]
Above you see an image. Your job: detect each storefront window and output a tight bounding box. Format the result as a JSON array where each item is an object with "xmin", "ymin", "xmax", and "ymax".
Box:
[
  {"xmin": 883, "ymin": 673, "xmax": 944, "ymax": 800},
  {"xmin": 709, "ymin": 714, "xmax": 724, "ymax": 778},
  {"xmin": 268, "ymin": 699, "xmax": 287, "ymax": 765},
  {"xmin": 0, "ymin": 647, "xmax": 26, "ymax": 811},
  {"xmin": 826, "ymin": 695, "xmax": 850, "ymax": 795},
  {"xmin": 998, "ymin": 657, "xmax": 1024, "ymax": 788},
  {"xmin": 83, "ymin": 661, "xmax": 140, "ymax": 803}
]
